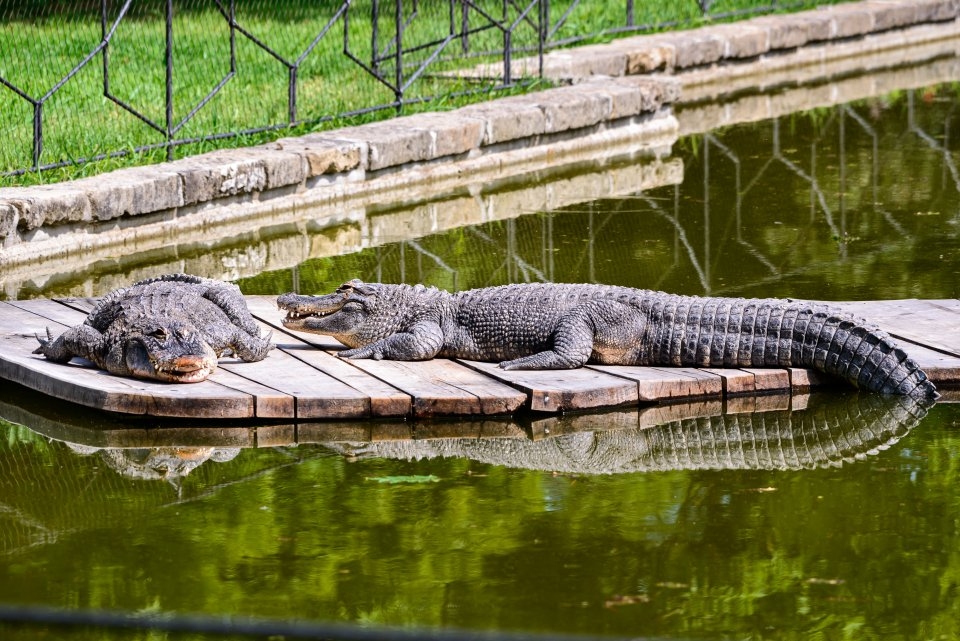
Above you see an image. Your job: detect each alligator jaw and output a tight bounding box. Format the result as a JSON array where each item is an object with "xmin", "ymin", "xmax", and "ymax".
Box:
[
  {"xmin": 151, "ymin": 356, "xmax": 218, "ymax": 383},
  {"xmin": 277, "ymin": 292, "xmax": 345, "ymax": 332}
]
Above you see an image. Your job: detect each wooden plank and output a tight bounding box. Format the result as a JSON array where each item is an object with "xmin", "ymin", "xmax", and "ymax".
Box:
[
  {"xmin": 347, "ymin": 358, "xmax": 526, "ymax": 417},
  {"xmin": 788, "ymin": 367, "xmax": 834, "ymax": 391},
  {"xmin": 0, "ymin": 302, "xmax": 255, "ymax": 418},
  {"xmin": 245, "ymin": 296, "xmax": 411, "ymax": 417},
  {"xmin": 224, "ymin": 333, "xmax": 372, "ymax": 419},
  {"xmin": 9, "ymin": 298, "xmax": 90, "ymax": 326},
  {"xmin": 589, "ymin": 366, "xmax": 723, "ymax": 402},
  {"xmin": 740, "ymin": 368, "xmax": 791, "ymax": 391},
  {"xmin": 462, "ymin": 360, "xmax": 638, "ymax": 412},
  {"xmin": 701, "ymin": 368, "xmax": 759, "ymax": 395},
  {"xmin": 34, "ymin": 297, "xmax": 297, "ymax": 419},
  {"xmin": 836, "ymin": 299, "xmax": 960, "ymax": 357}
]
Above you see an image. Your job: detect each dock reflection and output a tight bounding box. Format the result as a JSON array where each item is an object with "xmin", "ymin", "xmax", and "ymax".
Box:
[{"xmin": 0, "ymin": 387, "xmax": 933, "ymax": 480}]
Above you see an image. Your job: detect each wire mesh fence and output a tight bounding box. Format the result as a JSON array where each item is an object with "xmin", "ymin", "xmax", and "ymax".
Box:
[{"xmin": 1, "ymin": 0, "xmax": 840, "ymax": 179}]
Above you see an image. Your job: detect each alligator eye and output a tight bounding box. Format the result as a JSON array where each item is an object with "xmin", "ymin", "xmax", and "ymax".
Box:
[{"xmin": 148, "ymin": 328, "xmax": 168, "ymax": 340}]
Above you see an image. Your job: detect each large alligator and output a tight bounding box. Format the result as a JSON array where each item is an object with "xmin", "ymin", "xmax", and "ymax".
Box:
[
  {"xmin": 35, "ymin": 274, "xmax": 272, "ymax": 383},
  {"xmin": 278, "ymin": 280, "xmax": 938, "ymax": 400}
]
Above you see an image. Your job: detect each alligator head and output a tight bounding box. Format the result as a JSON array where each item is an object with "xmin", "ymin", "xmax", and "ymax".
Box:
[
  {"xmin": 116, "ymin": 316, "xmax": 219, "ymax": 383},
  {"xmin": 277, "ymin": 279, "xmax": 385, "ymax": 347}
]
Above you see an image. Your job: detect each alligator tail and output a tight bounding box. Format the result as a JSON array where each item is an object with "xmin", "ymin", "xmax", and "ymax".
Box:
[{"xmin": 646, "ymin": 296, "xmax": 939, "ymax": 402}]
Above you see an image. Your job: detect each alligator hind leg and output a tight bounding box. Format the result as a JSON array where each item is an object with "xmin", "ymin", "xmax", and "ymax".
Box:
[{"xmin": 498, "ymin": 307, "xmax": 597, "ymax": 370}]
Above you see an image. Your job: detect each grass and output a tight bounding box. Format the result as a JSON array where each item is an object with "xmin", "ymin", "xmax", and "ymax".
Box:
[{"xmin": 1, "ymin": 0, "xmax": 853, "ymax": 187}]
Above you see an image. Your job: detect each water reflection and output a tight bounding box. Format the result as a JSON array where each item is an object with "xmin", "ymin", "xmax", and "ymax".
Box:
[
  {"xmin": 324, "ymin": 394, "xmax": 932, "ymax": 474},
  {"xmin": 63, "ymin": 443, "xmax": 241, "ymax": 486},
  {"xmin": 6, "ymin": 392, "xmax": 933, "ymax": 481}
]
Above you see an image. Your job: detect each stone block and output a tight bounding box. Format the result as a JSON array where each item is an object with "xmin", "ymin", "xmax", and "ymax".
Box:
[
  {"xmin": 172, "ymin": 150, "xmax": 267, "ymax": 206},
  {"xmin": 331, "ymin": 123, "xmax": 433, "ymax": 171},
  {"xmin": 622, "ymin": 38, "xmax": 676, "ymax": 74},
  {"xmin": 393, "ymin": 111, "xmax": 485, "ymax": 158},
  {"xmin": 276, "ymin": 135, "xmax": 364, "ymax": 177},
  {"xmin": 618, "ymin": 76, "xmax": 681, "ymax": 112},
  {"xmin": 792, "ymin": 12, "xmax": 835, "ymax": 42},
  {"xmin": 868, "ymin": 1, "xmax": 918, "ymax": 31},
  {"xmin": 533, "ymin": 87, "xmax": 611, "ymax": 133},
  {"xmin": 0, "ymin": 183, "xmax": 92, "ymax": 231},
  {"xmin": 828, "ymin": 4, "xmax": 875, "ymax": 38},
  {"xmin": 670, "ymin": 31, "xmax": 724, "ymax": 69},
  {"xmin": 82, "ymin": 166, "xmax": 182, "ymax": 221},
  {"xmin": 711, "ymin": 23, "xmax": 770, "ymax": 59},
  {"xmin": 913, "ymin": 0, "xmax": 960, "ymax": 22},
  {"xmin": 543, "ymin": 46, "xmax": 628, "ymax": 79},
  {"xmin": 750, "ymin": 15, "xmax": 811, "ymax": 50},
  {"xmin": 0, "ymin": 201, "xmax": 18, "ymax": 243},
  {"xmin": 252, "ymin": 147, "xmax": 307, "ymax": 190},
  {"xmin": 457, "ymin": 98, "xmax": 547, "ymax": 146},
  {"xmin": 590, "ymin": 80, "xmax": 646, "ymax": 120}
]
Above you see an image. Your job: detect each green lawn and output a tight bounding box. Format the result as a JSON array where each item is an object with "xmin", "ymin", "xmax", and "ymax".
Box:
[{"xmin": 0, "ymin": 0, "xmax": 851, "ymax": 186}]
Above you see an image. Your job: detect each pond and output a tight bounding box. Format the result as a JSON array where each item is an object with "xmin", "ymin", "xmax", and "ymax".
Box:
[{"xmin": 1, "ymin": 81, "xmax": 959, "ymax": 640}]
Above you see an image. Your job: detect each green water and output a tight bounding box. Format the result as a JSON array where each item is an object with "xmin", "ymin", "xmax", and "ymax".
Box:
[{"xmin": 2, "ymin": 85, "xmax": 960, "ymax": 640}]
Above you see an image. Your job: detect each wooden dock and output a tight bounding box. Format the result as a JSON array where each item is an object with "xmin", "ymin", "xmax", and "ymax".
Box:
[{"xmin": 0, "ymin": 296, "xmax": 958, "ymax": 419}]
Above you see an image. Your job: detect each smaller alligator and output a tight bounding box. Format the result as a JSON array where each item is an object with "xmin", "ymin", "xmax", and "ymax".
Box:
[
  {"xmin": 35, "ymin": 274, "xmax": 272, "ymax": 383},
  {"xmin": 277, "ymin": 280, "xmax": 938, "ymax": 401}
]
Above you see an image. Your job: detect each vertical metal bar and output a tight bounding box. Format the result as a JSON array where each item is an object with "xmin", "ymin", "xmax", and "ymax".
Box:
[
  {"xmin": 228, "ymin": 0, "xmax": 236, "ymax": 74},
  {"xmin": 503, "ymin": 0, "xmax": 512, "ymax": 85},
  {"xmin": 32, "ymin": 103, "xmax": 42, "ymax": 169},
  {"xmin": 461, "ymin": 0, "xmax": 469, "ymax": 54},
  {"xmin": 395, "ymin": 0, "xmax": 403, "ymax": 109},
  {"xmin": 165, "ymin": 0, "xmax": 175, "ymax": 161},
  {"xmin": 626, "ymin": 0, "xmax": 634, "ymax": 27},
  {"xmin": 289, "ymin": 67, "xmax": 298, "ymax": 124},
  {"xmin": 538, "ymin": 0, "xmax": 546, "ymax": 78},
  {"xmin": 101, "ymin": 0, "xmax": 109, "ymax": 95},
  {"xmin": 371, "ymin": 0, "xmax": 380, "ymax": 74}
]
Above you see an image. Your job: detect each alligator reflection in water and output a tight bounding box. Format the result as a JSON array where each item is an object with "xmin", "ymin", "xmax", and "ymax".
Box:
[
  {"xmin": 63, "ymin": 443, "xmax": 241, "ymax": 486},
  {"xmin": 325, "ymin": 394, "xmax": 931, "ymax": 474},
  {"xmin": 20, "ymin": 393, "xmax": 933, "ymax": 481}
]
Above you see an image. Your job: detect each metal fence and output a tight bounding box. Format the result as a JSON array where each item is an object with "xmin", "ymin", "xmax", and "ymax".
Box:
[{"xmin": 1, "ymin": 0, "xmax": 829, "ymax": 178}]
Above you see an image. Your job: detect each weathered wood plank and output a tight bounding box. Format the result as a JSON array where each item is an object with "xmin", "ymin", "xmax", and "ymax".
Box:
[
  {"xmin": 346, "ymin": 357, "xmax": 526, "ymax": 417},
  {"xmin": 589, "ymin": 366, "xmax": 723, "ymax": 401},
  {"xmin": 245, "ymin": 296, "xmax": 412, "ymax": 417},
  {"xmin": 837, "ymin": 299, "xmax": 960, "ymax": 357},
  {"xmin": 0, "ymin": 302, "xmax": 255, "ymax": 418},
  {"xmin": 701, "ymin": 368, "xmax": 759, "ymax": 395},
  {"xmin": 462, "ymin": 360, "xmax": 638, "ymax": 412},
  {"xmin": 740, "ymin": 368, "xmax": 791, "ymax": 391}
]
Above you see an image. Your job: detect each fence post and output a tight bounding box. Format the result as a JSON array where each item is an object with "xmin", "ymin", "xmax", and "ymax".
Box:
[{"xmin": 165, "ymin": 0, "xmax": 175, "ymax": 161}]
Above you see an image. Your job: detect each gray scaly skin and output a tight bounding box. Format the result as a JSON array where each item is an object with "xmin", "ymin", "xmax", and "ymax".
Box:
[
  {"xmin": 35, "ymin": 274, "xmax": 272, "ymax": 383},
  {"xmin": 277, "ymin": 280, "xmax": 939, "ymax": 401}
]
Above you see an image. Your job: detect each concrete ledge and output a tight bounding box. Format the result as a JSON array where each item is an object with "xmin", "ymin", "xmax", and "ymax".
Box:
[
  {"xmin": 465, "ymin": 0, "xmax": 958, "ymax": 81},
  {"xmin": 0, "ymin": 75, "xmax": 679, "ymax": 250}
]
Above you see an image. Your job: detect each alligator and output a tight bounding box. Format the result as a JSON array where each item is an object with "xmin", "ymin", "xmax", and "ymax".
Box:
[
  {"xmin": 35, "ymin": 274, "xmax": 272, "ymax": 383},
  {"xmin": 277, "ymin": 280, "xmax": 939, "ymax": 400}
]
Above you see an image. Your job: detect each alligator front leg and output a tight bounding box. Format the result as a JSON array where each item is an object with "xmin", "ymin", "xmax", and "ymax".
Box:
[
  {"xmin": 33, "ymin": 325, "xmax": 108, "ymax": 368},
  {"xmin": 339, "ymin": 321, "xmax": 444, "ymax": 361}
]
